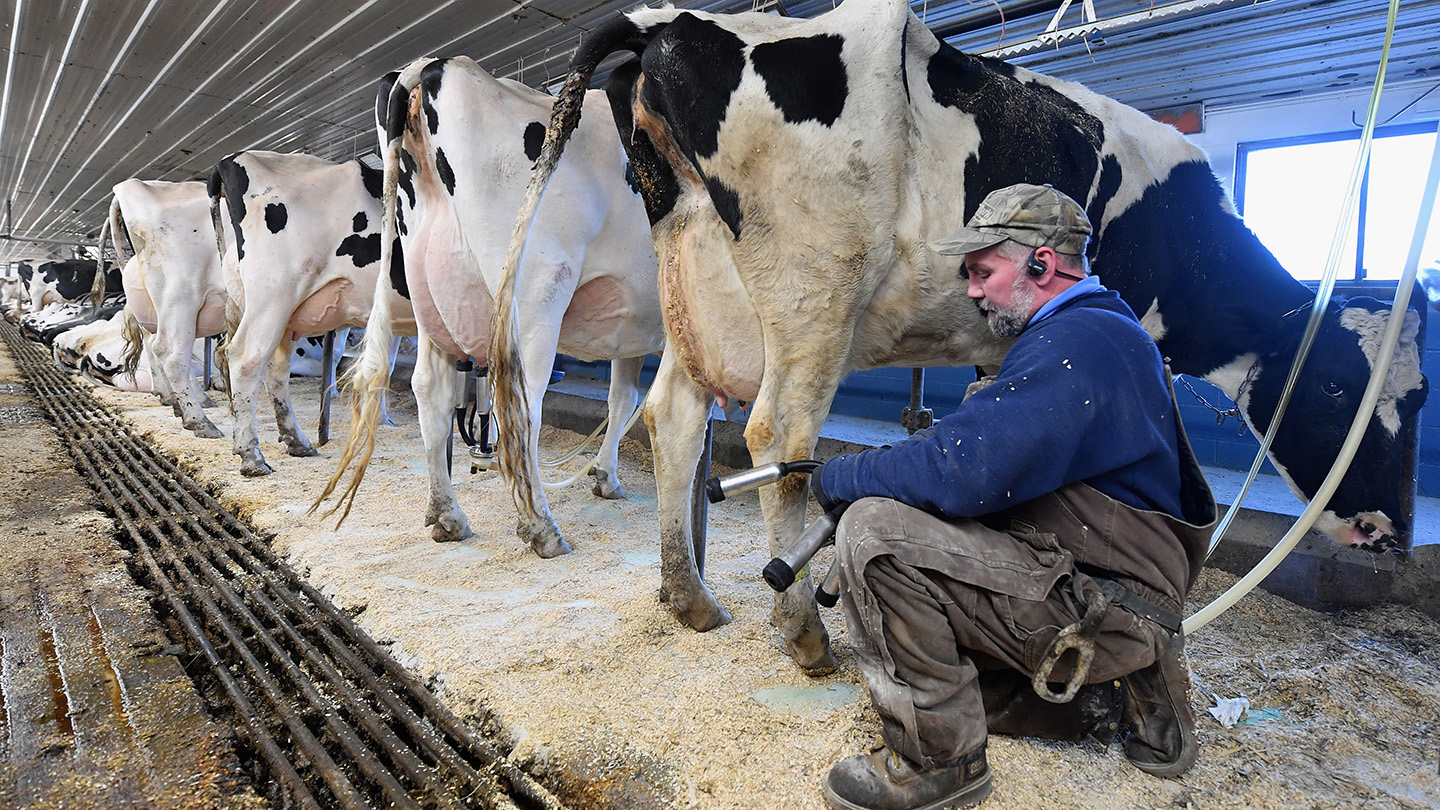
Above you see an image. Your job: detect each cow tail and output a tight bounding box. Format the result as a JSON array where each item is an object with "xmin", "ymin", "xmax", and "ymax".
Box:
[
  {"xmin": 313, "ymin": 68, "xmax": 414, "ymax": 526},
  {"xmin": 216, "ymin": 298, "xmax": 241, "ymax": 414},
  {"xmin": 119, "ymin": 307, "xmax": 146, "ymax": 377},
  {"xmin": 207, "ymin": 165, "xmax": 228, "ymax": 263},
  {"xmin": 490, "ymin": 19, "xmax": 653, "ymax": 524},
  {"xmin": 88, "ymin": 199, "xmax": 118, "ymax": 315}
]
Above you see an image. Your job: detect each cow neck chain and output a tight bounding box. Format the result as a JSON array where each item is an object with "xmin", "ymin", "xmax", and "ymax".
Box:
[{"xmin": 1174, "ymin": 363, "xmax": 1258, "ymax": 436}]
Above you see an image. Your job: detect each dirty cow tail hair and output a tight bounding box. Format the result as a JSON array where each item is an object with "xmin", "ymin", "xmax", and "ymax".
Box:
[
  {"xmin": 490, "ymin": 15, "xmax": 659, "ymax": 527},
  {"xmin": 119, "ymin": 308, "xmax": 146, "ymax": 378},
  {"xmin": 215, "ymin": 298, "xmax": 242, "ymax": 415},
  {"xmin": 312, "ymin": 66, "xmax": 418, "ymax": 527}
]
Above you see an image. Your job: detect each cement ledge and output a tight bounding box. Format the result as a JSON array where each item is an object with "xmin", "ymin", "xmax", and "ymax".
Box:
[{"xmin": 539, "ymin": 379, "xmax": 1440, "ymax": 623}]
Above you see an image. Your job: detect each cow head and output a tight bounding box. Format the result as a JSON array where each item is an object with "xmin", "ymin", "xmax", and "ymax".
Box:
[{"xmin": 1239, "ymin": 297, "xmax": 1427, "ymax": 553}]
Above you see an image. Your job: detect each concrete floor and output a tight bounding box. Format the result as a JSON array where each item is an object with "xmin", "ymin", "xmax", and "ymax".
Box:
[{"xmin": 0, "ymin": 348, "xmax": 263, "ymax": 809}]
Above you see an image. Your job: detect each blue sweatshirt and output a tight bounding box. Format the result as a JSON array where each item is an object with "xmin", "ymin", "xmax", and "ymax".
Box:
[{"xmin": 818, "ymin": 287, "xmax": 1186, "ymax": 520}]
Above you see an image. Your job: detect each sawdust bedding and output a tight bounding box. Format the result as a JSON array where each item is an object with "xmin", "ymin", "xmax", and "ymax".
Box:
[{"xmin": 89, "ymin": 375, "xmax": 1440, "ymax": 810}]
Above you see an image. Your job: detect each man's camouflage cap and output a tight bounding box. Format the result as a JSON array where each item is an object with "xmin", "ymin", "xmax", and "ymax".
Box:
[{"xmin": 930, "ymin": 183, "xmax": 1092, "ymax": 256}]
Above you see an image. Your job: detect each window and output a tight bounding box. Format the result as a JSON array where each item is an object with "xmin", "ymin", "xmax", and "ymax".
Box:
[{"xmin": 1235, "ymin": 122, "xmax": 1440, "ymax": 283}]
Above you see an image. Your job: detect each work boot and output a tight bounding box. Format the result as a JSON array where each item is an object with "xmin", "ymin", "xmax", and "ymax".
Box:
[
  {"xmin": 980, "ymin": 669, "xmax": 1122, "ymax": 743},
  {"xmin": 1121, "ymin": 630, "xmax": 1198, "ymax": 778},
  {"xmin": 823, "ymin": 743, "xmax": 991, "ymax": 810}
]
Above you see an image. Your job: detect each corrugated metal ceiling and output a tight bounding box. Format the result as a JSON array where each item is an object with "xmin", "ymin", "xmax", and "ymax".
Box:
[{"xmin": 1, "ymin": 0, "xmax": 1437, "ymax": 262}]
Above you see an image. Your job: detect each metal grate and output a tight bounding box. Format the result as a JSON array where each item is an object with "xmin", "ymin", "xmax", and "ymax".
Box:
[{"xmin": 1, "ymin": 318, "xmax": 568, "ymax": 810}]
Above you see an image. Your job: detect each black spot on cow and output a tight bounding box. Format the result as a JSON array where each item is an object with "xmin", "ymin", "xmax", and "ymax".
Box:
[
  {"xmin": 377, "ymin": 70, "xmax": 401, "ymax": 139},
  {"xmin": 606, "ymin": 58, "xmax": 682, "ymax": 225},
  {"xmin": 639, "ymin": 14, "xmax": 746, "ymax": 163},
  {"xmin": 102, "ymin": 263, "xmax": 123, "ymax": 294},
  {"xmin": 210, "ymin": 156, "xmax": 251, "ymax": 261},
  {"xmin": 38, "ymin": 260, "xmax": 99, "ymax": 300},
  {"xmin": 352, "ymin": 212, "xmax": 368, "ymax": 232},
  {"xmin": 389, "ymin": 238, "xmax": 409, "ymax": 299},
  {"xmin": 359, "ymin": 162, "xmax": 384, "ymax": 200},
  {"xmin": 1085, "ymin": 155, "xmax": 1123, "ymax": 262},
  {"xmin": 750, "ymin": 34, "xmax": 847, "ymax": 126},
  {"xmin": 421, "ymin": 59, "xmax": 448, "ymax": 136},
  {"xmin": 264, "ymin": 202, "xmax": 288, "ymax": 234},
  {"xmin": 927, "ymin": 47, "xmax": 1104, "ymax": 224},
  {"xmin": 524, "ymin": 121, "xmax": 546, "ymax": 164},
  {"xmin": 396, "ymin": 204, "xmax": 408, "ymax": 236},
  {"xmin": 435, "ymin": 147, "xmax": 456, "ymax": 196},
  {"xmin": 624, "ymin": 162, "xmax": 642, "ymax": 195},
  {"xmin": 707, "ymin": 177, "xmax": 743, "ymax": 240},
  {"xmin": 398, "ymin": 148, "xmax": 418, "ymax": 203},
  {"xmin": 336, "ymin": 233, "xmax": 382, "ymax": 268},
  {"xmin": 381, "ymin": 70, "xmax": 408, "ymax": 142}
]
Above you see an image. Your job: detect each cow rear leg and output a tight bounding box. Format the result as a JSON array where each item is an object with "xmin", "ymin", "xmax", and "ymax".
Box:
[
  {"xmin": 227, "ymin": 328, "xmax": 276, "ymax": 477},
  {"xmin": 413, "ymin": 336, "xmax": 470, "ymax": 542},
  {"xmin": 590, "ymin": 355, "xmax": 644, "ymax": 500},
  {"xmin": 157, "ymin": 325, "xmax": 222, "ymax": 439},
  {"xmin": 268, "ymin": 338, "xmax": 318, "ymax": 458},
  {"xmin": 747, "ymin": 380, "xmax": 838, "ymax": 674},
  {"xmin": 646, "ymin": 351, "xmax": 731, "ymax": 631}
]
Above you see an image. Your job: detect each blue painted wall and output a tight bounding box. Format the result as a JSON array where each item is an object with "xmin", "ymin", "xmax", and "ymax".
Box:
[{"xmin": 556, "ymin": 287, "xmax": 1438, "ymax": 496}]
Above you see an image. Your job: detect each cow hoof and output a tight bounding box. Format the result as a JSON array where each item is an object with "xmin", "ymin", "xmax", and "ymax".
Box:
[
  {"xmin": 286, "ymin": 443, "xmax": 319, "ymax": 458},
  {"xmin": 430, "ymin": 515, "xmax": 473, "ymax": 543},
  {"xmin": 380, "ymin": 412, "xmax": 398, "ymax": 428},
  {"xmin": 520, "ymin": 522, "xmax": 572, "ymax": 558},
  {"xmin": 669, "ymin": 591, "xmax": 733, "ymax": 632},
  {"xmin": 590, "ymin": 468, "xmax": 627, "ymax": 500},
  {"xmin": 240, "ymin": 459, "xmax": 274, "ymax": 477},
  {"xmin": 199, "ymin": 394, "xmax": 218, "ymax": 409},
  {"xmin": 189, "ymin": 422, "xmax": 224, "ymax": 440},
  {"xmin": 786, "ymin": 631, "xmax": 838, "ymax": 676}
]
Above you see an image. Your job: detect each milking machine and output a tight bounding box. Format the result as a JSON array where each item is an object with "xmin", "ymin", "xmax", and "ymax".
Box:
[
  {"xmin": 454, "ymin": 359, "xmax": 495, "ymax": 473},
  {"xmin": 704, "ymin": 460, "xmax": 846, "ymax": 607}
]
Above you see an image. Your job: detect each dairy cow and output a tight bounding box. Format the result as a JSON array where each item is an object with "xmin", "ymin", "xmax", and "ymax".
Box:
[
  {"xmin": 209, "ymin": 150, "xmax": 414, "ymax": 476},
  {"xmin": 27, "ymin": 259, "xmax": 119, "ymax": 310},
  {"xmin": 503, "ymin": 0, "xmax": 1429, "ymax": 668},
  {"xmin": 94, "ymin": 179, "xmax": 230, "ymax": 437},
  {"xmin": 317, "ymin": 57, "xmax": 661, "ymax": 555}
]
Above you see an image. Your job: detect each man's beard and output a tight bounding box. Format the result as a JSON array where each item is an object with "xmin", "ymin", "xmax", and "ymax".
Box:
[{"xmin": 978, "ymin": 280, "xmax": 1034, "ymax": 338}]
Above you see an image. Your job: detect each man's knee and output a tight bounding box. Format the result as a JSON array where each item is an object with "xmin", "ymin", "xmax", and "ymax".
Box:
[{"xmin": 835, "ymin": 497, "xmax": 899, "ymax": 567}]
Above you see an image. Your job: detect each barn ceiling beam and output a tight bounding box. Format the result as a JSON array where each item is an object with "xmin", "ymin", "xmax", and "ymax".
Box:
[{"xmin": 979, "ymin": 0, "xmax": 1258, "ymax": 58}]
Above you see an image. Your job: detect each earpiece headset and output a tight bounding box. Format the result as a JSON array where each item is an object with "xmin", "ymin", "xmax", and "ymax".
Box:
[
  {"xmin": 1026, "ymin": 248, "xmax": 1088, "ymax": 282},
  {"xmin": 1025, "ymin": 250, "xmax": 1047, "ymax": 277}
]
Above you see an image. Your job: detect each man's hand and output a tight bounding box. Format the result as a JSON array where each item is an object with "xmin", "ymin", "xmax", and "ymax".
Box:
[{"xmin": 810, "ymin": 462, "xmax": 850, "ymax": 516}]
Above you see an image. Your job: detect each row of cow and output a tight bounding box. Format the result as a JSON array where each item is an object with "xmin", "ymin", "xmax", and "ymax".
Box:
[{"xmin": 10, "ymin": 0, "xmax": 1428, "ymax": 672}]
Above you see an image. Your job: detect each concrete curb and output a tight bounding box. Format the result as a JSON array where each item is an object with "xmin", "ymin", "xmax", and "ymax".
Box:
[{"xmin": 540, "ymin": 383, "xmax": 1440, "ymax": 623}]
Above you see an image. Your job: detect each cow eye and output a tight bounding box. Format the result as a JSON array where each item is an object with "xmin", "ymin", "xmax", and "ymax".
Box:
[{"xmin": 1322, "ymin": 381, "xmax": 1343, "ymax": 398}]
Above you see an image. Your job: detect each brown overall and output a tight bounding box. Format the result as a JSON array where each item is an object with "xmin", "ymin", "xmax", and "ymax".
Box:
[{"xmin": 833, "ymin": 392, "xmax": 1217, "ymax": 768}]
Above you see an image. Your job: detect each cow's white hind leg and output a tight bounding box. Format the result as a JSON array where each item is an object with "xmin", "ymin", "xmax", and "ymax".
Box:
[
  {"xmin": 146, "ymin": 335, "xmax": 178, "ymax": 410},
  {"xmin": 744, "ymin": 381, "xmax": 837, "ymax": 673},
  {"xmin": 413, "ymin": 334, "xmax": 470, "ymax": 542},
  {"xmin": 269, "ymin": 337, "xmax": 318, "ymax": 459},
  {"xmin": 645, "ymin": 349, "xmax": 731, "ymax": 631},
  {"xmin": 156, "ymin": 315, "xmax": 222, "ymax": 438},
  {"xmin": 590, "ymin": 355, "xmax": 644, "ymax": 500}
]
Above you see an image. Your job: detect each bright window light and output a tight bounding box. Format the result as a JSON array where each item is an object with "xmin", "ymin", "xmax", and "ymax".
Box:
[{"xmin": 1238, "ymin": 125, "xmax": 1439, "ymax": 283}]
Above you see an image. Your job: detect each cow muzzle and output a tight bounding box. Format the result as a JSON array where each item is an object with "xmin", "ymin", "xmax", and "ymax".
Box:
[{"xmin": 1318, "ymin": 510, "xmax": 1400, "ymax": 554}]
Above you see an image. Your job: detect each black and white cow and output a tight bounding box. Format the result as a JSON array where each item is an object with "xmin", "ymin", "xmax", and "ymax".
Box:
[
  {"xmin": 209, "ymin": 150, "xmax": 413, "ymax": 476},
  {"xmin": 26, "ymin": 259, "xmax": 119, "ymax": 310},
  {"xmin": 502, "ymin": 0, "xmax": 1429, "ymax": 668},
  {"xmin": 318, "ymin": 56, "xmax": 661, "ymax": 555}
]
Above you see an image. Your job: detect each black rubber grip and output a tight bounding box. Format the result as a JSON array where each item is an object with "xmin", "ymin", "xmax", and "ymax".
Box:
[
  {"xmin": 705, "ymin": 477, "xmax": 726, "ymax": 503},
  {"xmin": 763, "ymin": 558, "xmax": 795, "ymax": 593},
  {"xmin": 816, "ymin": 585, "xmax": 839, "ymax": 608}
]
